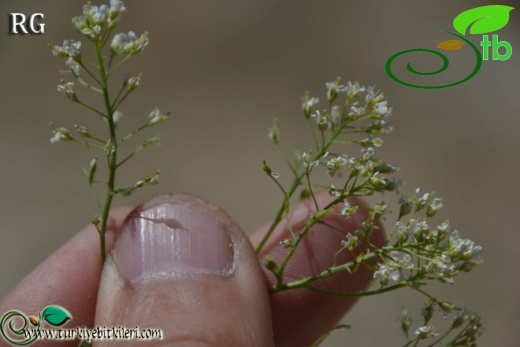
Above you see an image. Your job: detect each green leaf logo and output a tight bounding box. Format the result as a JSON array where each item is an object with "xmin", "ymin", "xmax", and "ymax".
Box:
[
  {"xmin": 453, "ymin": 5, "xmax": 514, "ymax": 35},
  {"xmin": 42, "ymin": 306, "xmax": 71, "ymax": 326}
]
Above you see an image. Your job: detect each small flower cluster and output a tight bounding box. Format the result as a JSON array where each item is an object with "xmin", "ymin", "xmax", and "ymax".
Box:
[
  {"xmin": 373, "ymin": 190, "xmax": 483, "ymax": 287},
  {"xmin": 260, "ymin": 78, "xmax": 483, "ymax": 346},
  {"xmin": 50, "ymin": 0, "xmax": 148, "ymax": 87},
  {"xmin": 301, "ymin": 80, "xmax": 393, "ymax": 132},
  {"xmin": 111, "ymin": 31, "xmax": 148, "ymax": 54},
  {"xmin": 72, "ymin": 0, "xmax": 126, "ymax": 38},
  {"xmin": 148, "ymin": 107, "xmax": 170, "ymax": 126},
  {"xmin": 374, "ymin": 251, "xmax": 414, "ymax": 285},
  {"xmin": 400, "ymin": 302, "xmax": 482, "ymax": 345}
]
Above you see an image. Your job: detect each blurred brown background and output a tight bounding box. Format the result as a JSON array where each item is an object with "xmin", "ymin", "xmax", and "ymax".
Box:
[{"xmin": 1, "ymin": 0, "xmax": 519, "ymax": 345}]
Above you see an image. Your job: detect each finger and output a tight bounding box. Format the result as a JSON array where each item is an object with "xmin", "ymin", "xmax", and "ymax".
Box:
[
  {"xmin": 250, "ymin": 192, "xmax": 385, "ymax": 347},
  {"xmin": 0, "ymin": 207, "xmax": 132, "ymax": 347},
  {"xmin": 94, "ymin": 193, "xmax": 274, "ymax": 346}
]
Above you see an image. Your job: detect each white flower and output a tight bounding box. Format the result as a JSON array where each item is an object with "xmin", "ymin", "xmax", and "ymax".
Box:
[
  {"xmin": 415, "ymin": 324, "xmax": 439, "ymax": 339},
  {"xmin": 411, "ymin": 219, "xmax": 429, "ymax": 234},
  {"xmin": 350, "ymin": 105, "xmax": 365, "ymax": 117},
  {"xmin": 302, "ymin": 151, "xmax": 312, "ymax": 164},
  {"xmin": 374, "ymin": 252, "xmax": 413, "ymax": 285},
  {"xmin": 72, "ymin": 3, "xmax": 111, "ymax": 39},
  {"xmin": 148, "ymin": 107, "xmax": 169, "ymax": 126},
  {"xmin": 302, "ymin": 95, "xmax": 319, "ymax": 117},
  {"xmin": 302, "ymin": 151, "xmax": 319, "ymax": 171},
  {"xmin": 341, "ymin": 201, "xmax": 358, "ymax": 218},
  {"xmin": 126, "ymin": 74, "xmax": 141, "ymax": 91},
  {"xmin": 111, "ymin": 31, "xmax": 149, "ymax": 54},
  {"xmin": 325, "ymin": 81, "xmax": 348, "ymax": 93},
  {"xmin": 372, "ymin": 137, "xmax": 383, "ymax": 147},
  {"xmin": 89, "ymin": 157, "xmax": 97, "ymax": 172},
  {"xmin": 329, "ymin": 184, "xmax": 341, "ymax": 198},
  {"xmin": 89, "ymin": 5, "xmax": 109, "ymax": 24},
  {"xmin": 396, "ymin": 221, "xmax": 409, "ymax": 243},
  {"xmin": 57, "ymin": 81, "xmax": 77, "ymax": 101},
  {"xmin": 52, "ymin": 39, "xmax": 82, "ymax": 59},
  {"xmin": 326, "ymin": 80, "xmax": 348, "ymax": 101},
  {"xmin": 50, "ymin": 127, "xmax": 72, "ymax": 143},
  {"xmin": 365, "ymin": 86, "xmax": 384, "ymax": 104},
  {"xmin": 430, "ymin": 198, "xmax": 443, "ymax": 211},
  {"xmin": 268, "ymin": 118, "xmax": 279, "ymax": 145},
  {"xmin": 346, "ymin": 81, "xmax": 365, "ymax": 98},
  {"xmin": 374, "ymin": 264, "xmax": 400, "ymax": 285},
  {"xmin": 330, "ymin": 105, "xmax": 342, "ymax": 125},
  {"xmin": 341, "ymin": 233, "xmax": 359, "ymax": 250},
  {"xmin": 113, "ymin": 110, "xmax": 123, "ymax": 124},
  {"xmin": 57, "ymin": 82, "xmax": 73, "ymax": 92},
  {"xmin": 361, "ymin": 146, "xmax": 375, "ymax": 157},
  {"xmin": 326, "ymin": 155, "xmax": 348, "ymax": 177},
  {"xmin": 110, "ymin": 0, "xmax": 126, "ymax": 12},
  {"xmin": 437, "ymin": 220, "xmax": 450, "ymax": 234},
  {"xmin": 111, "ymin": 31, "xmax": 136, "ymax": 49},
  {"xmin": 448, "ymin": 230, "xmax": 482, "ymax": 261},
  {"xmin": 310, "ymin": 110, "xmax": 329, "ymax": 131},
  {"xmin": 66, "ymin": 58, "xmax": 81, "ymax": 76},
  {"xmin": 374, "ymin": 101, "xmax": 391, "ymax": 117},
  {"xmin": 50, "ymin": 132, "xmax": 62, "ymax": 144}
]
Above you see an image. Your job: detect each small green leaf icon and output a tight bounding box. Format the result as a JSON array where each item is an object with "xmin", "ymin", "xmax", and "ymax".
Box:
[
  {"xmin": 453, "ymin": 5, "xmax": 514, "ymax": 35},
  {"xmin": 42, "ymin": 305, "xmax": 71, "ymax": 326}
]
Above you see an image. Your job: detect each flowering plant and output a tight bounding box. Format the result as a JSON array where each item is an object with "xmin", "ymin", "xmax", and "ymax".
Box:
[
  {"xmin": 50, "ymin": 0, "xmax": 167, "ymax": 265},
  {"xmin": 260, "ymin": 79, "xmax": 483, "ymax": 345},
  {"xmin": 49, "ymin": 1, "xmax": 483, "ymax": 346}
]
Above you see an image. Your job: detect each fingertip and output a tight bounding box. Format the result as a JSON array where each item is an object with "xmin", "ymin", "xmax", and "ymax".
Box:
[{"xmin": 95, "ymin": 194, "xmax": 274, "ymax": 346}]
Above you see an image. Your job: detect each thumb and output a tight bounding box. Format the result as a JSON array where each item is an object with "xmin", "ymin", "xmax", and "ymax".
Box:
[{"xmin": 94, "ymin": 193, "xmax": 274, "ymax": 346}]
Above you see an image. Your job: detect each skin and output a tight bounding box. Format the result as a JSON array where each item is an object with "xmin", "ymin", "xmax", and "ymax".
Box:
[{"xmin": 0, "ymin": 192, "xmax": 384, "ymax": 346}]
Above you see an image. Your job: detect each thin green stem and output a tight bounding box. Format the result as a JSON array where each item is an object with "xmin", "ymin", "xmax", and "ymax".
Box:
[
  {"xmin": 263, "ymin": 119, "xmax": 358, "ymax": 271},
  {"xmin": 274, "ymin": 144, "xmax": 297, "ymax": 177},
  {"xmin": 112, "ymin": 88, "xmax": 132, "ymax": 111},
  {"xmin": 118, "ymin": 123, "xmax": 149, "ymax": 145},
  {"xmin": 84, "ymin": 134, "xmax": 108, "ymax": 145},
  {"xmin": 305, "ymin": 171, "xmax": 319, "ymax": 211},
  {"xmin": 427, "ymin": 327, "xmax": 454, "ymax": 347},
  {"xmin": 304, "ymin": 282, "xmax": 406, "ymax": 297},
  {"xmin": 107, "ymin": 53, "xmax": 133, "ymax": 76},
  {"xmin": 403, "ymin": 338, "xmax": 420, "ymax": 347},
  {"xmin": 272, "ymin": 248, "xmax": 381, "ymax": 291},
  {"xmin": 76, "ymin": 77, "xmax": 103, "ymax": 93},
  {"xmin": 268, "ymin": 173, "xmax": 289, "ymax": 200},
  {"xmin": 306, "ymin": 118, "xmax": 319, "ymax": 151},
  {"xmin": 255, "ymin": 176, "xmax": 303, "ymax": 253},
  {"xmin": 95, "ymin": 41, "xmax": 118, "ymax": 266},
  {"xmin": 88, "ymin": 182, "xmax": 103, "ymax": 214},
  {"xmin": 111, "ymin": 84, "xmax": 126, "ymax": 110},
  {"xmin": 70, "ymin": 138, "xmax": 104, "ymax": 150},
  {"xmin": 76, "ymin": 100, "xmax": 107, "ymax": 119},
  {"xmin": 116, "ymin": 136, "xmax": 160, "ymax": 168},
  {"xmin": 78, "ymin": 61, "xmax": 102, "ymax": 86},
  {"xmin": 256, "ymin": 117, "xmax": 354, "ymax": 254}
]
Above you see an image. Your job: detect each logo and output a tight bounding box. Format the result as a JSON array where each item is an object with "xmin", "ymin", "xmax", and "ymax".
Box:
[
  {"xmin": 386, "ymin": 5, "xmax": 514, "ymax": 89},
  {"xmin": 1, "ymin": 306, "xmax": 163, "ymax": 345},
  {"xmin": 1, "ymin": 305, "xmax": 71, "ymax": 345},
  {"xmin": 8, "ymin": 13, "xmax": 45, "ymax": 34}
]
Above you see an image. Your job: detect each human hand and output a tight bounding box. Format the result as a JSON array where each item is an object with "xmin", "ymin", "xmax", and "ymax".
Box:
[{"xmin": 0, "ymin": 192, "xmax": 384, "ymax": 346}]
